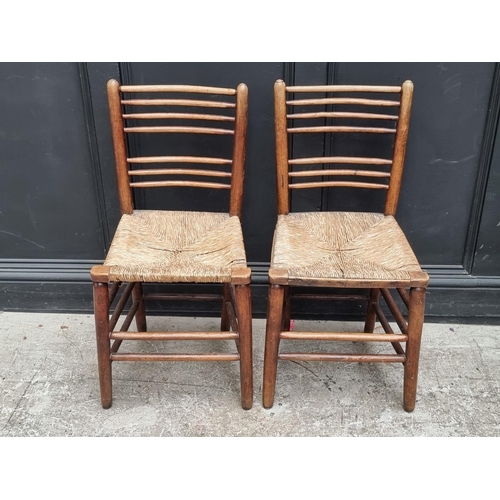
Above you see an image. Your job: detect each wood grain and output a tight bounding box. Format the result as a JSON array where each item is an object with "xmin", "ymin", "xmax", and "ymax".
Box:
[
  {"xmin": 107, "ymin": 79, "xmax": 133, "ymax": 214},
  {"xmin": 121, "ymin": 99, "xmax": 235, "ymax": 108},
  {"xmin": 286, "ymin": 85, "xmax": 401, "ymax": 93},
  {"xmin": 385, "ymin": 80, "xmax": 414, "ymax": 215},
  {"xmin": 120, "ymin": 84, "xmax": 236, "ymax": 95},
  {"xmin": 123, "ymin": 112, "xmax": 235, "ymax": 121},
  {"xmin": 286, "ymin": 98, "xmax": 400, "ymax": 107}
]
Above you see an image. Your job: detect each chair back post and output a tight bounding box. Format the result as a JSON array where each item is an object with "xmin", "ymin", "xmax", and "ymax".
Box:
[
  {"xmin": 107, "ymin": 79, "xmax": 134, "ymax": 214},
  {"xmin": 274, "ymin": 79, "xmax": 290, "ymax": 215},
  {"xmin": 385, "ymin": 80, "xmax": 414, "ymax": 216},
  {"xmin": 229, "ymin": 83, "xmax": 249, "ymax": 217}
]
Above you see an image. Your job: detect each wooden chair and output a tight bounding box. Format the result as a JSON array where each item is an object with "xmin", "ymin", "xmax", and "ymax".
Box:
[
  {"xmin": 263, "ymin": 80, "xmax": 428, "ymax": 412},
  {"xmin": 91, "ymin": 81, "xmax": 253, "ymax": 409}
]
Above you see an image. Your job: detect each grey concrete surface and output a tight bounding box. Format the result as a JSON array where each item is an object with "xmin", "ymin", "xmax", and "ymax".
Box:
[{"xmin": 0, "ymin": 310, "xmax": 499, "ymax": 436}]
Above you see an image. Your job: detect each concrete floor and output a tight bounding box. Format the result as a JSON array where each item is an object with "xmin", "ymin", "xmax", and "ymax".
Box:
[{"xmin": 0, "ymin": 310, "xmax": 499, "ymax": 436}]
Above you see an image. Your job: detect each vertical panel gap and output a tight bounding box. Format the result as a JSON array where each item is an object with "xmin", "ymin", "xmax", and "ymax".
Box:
[
  {"xmin": 78, "ymin": 62, "xmax": 111, "ymax": 253},
  {"xmin": 463, "ymin": 62, "xmax": 500, "ymax": 273}
]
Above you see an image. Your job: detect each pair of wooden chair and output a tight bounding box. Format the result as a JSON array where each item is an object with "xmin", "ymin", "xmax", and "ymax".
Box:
[{"xmin": 91, "ymin": 79, "xmax": 428, "ymax": 413}]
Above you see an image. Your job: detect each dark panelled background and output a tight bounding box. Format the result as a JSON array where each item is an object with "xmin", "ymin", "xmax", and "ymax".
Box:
[{"xmin": 1, "ymin": 62, "xmax": 499, "ymax": 321}]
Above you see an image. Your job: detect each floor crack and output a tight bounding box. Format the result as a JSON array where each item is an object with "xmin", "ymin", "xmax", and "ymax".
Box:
[{"xmin": 1, "ymin": 372, "xmax": 37, "ymax": 434}]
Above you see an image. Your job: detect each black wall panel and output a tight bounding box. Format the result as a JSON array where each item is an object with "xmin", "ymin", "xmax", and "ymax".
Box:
[
  {"xmin": 0, "ymin": 62, "xmax": 499, "ymax": 321},
  {"xmin": 0, "ymin": 63, "xmax": 105, "ymax": 260}
]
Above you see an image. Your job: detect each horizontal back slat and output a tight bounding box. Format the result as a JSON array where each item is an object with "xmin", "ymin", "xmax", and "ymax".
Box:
[
  {"xmin": 288, "ymin": 156, "xmax": 392, "ymax": 166},
  {"xmin": 289, "ymin": 169, "xmax": 391, "ymax": 178},
  {"xmin": 287, "ymin": 111, "xmax": 398, "ymax": 120},
  {"xmin": 128, "ymin": 168, "xmax": 232, "ymax": 178},
  {"xmin": 120, "ymin": 84, "xmax": 236, "ymax": 95},
  {"xmin": 121, "ymin": 99, "xmax": 235, "ymax": 108},
  {"xmin": 129, "ymin": 180, "xmax": 231, "ymax": 189},
  {"xmin": 289, "ymin": 181, "xmax": 389, "ymax": 190},
  {"xmin": 124, "ymin": 126, "xmax": 234, "ymax": 135},
  {"xmin": 286, "ymin": 98, "xmax": 400, "ymax": 107},
  {"xmin": 286, "ymin": 85, "xmax": 402, "ymax": 93},
  {"xmin": 123, "ymin": 112, "xmax": 235, "ymax": 122},
  {"xmin": 288, "ymin": 126, "xmax": 396, "ymax": 134},
  {"xmin": 127, "ymin": 156, "xmax": 233, "ymax": 165}
]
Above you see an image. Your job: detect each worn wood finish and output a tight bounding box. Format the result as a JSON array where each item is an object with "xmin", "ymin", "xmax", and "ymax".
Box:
[
  {"xmin": 278, "ymin": 353, "xmax": 405, "ymax": 363},
  {"xmin": 286, "ymin": 85, "xmax": 402, "ymax": 93},
  {"xmin": 288, "ymin": 111, "xmax": 398, "ymax": 120},
  {"xmin": 128, "ymin": 169, "xmax": 232, "ymax": 178},
  {"xmin": 108, "ymin": 282, "xmax": 121, "ymax": 304},
  {"xmin": 385, "ymin": 80, "xmax": 414, "ymax": 216},
  {"xmin": 93, "ymin": 282, "xmax": 112, "ymax": 409},
  {"xmin": 289, "ymin": 169, "xmax": 391, "ymax": 178},
  {"xmin": 123, "ymin": 112, "xmax": 235, "ymax": 122},
  {"xmin": 289, "ymin": 181, "xmax": 389, "ymax": 190},
  {"xmin": 111, "ymin": 353, "xmax": 240, "ymax": 362},
  {"xmin": 124, "ymin": 126, "xmax": 234, "ymax": 135},
  {"xmin": 220, "ymin": 283, "xmax": 231, "ymax": 331},
  {"xmin": 109, "ymin": 331, "xmax": 238, "ymax": 340},
  {"xmin": 226, "ymin": 287, "xmax": 241, "ymax": 351},
  {"xmin": 404, "ymin": 287, "xmax": 426, "ymax": 412},
  {"xmin": 266, "ymin": 79, "xmax": 424, "ymax": 410},
  {"xmin": 373, "ymin": 311, "xmax": 405, "ymax": 356},
  {"xmin": 275, "ymin": 80, "xmax": 290, "ymax": 214},
  {"xmin": 226, "ymin": 302, "xmax": 239, "ymax": 335},
  {"xmin": 117, "ymin": 300, "xmax": 140, "ymax": 333},
  {"xmin": 107, "ymin": 79, "xmax": 133, "ymax": 214},
  {"xmin": 372, "ymin": 302, "xmax": 405, "ymax": 356},
  {"xmin": 111, "ymin": 339, "xmax": 123, "ymax": 354},
  {"xmin": 286, "ymin": 98, "xmax": 400, "ymax": 107},
  {"xmin": 280, "ymin": 331, "xmax": 408, "ymax": 342},
  {"xmin": 235, "ymin": 284, "xmax": 253, "ymax": 409},
  {"xmin": 127, "ymin": 156, "xmax": 232, "ymax": 165},
  {"xmin": 380, "ymin": 288, "xmax": 408, "ymax": 334},
  {"xmin": 397, "ymin": 287, "xmax": 410, "ymax": 308},
  {"xmin": 288, "ymin": 126, "xmax": 396, "ymax": 134},
  {"xmin": 262, "ymin": 285, "xmax": 284, "ymax": 408},
  {"xmin": 364, "ymin": 288, "xmax": 380, "ymax": 333},
  {"xmin": 121, "ymin": 99, "xmax": 235, "ymax": 108},
  {"xmin": 289, "ymin": 156, "xmax": 392, "ymax": 165},
  {"xmin": 94, "ymin": 80, "xmax": 251, "ymax": 410},
  {"xmin": 230, "ymin": 83, "xmax": 249, "ymax": 217},
  {"xmin": 129, "ymin": 180, "xmax": 231, "ymax": 189},
  {"xmin": 275, "ymin": 274, "xmax": 412, "ymax": 289},
  {"xmin": 373, "ymin": 302, "xmax": 394, "ymax": 333},
  {"xmin": 120, "ymin": 84, "xmax": 236, "ymax": 95},
  {"xmin": 282, "ymin": 285, "xmax": 291, "ymax": 331},
  {"xmin": 131, "ymin": 282, "xmax": 147, "ymax": 332},
  {"xmin": 143, "ymin": 293, "xmax": 223, "ymax": 301},
  {"xmin": 108, "ymin": 282, "xmax": 135, "ymax": 332},
  {"xmin": 293, "ymin": 293, "xmax": 369, "ymax": 301}
]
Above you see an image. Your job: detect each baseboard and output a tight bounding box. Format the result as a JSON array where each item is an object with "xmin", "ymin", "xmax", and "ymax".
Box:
[{"xmin": 1, "ymin": 260, "xmax": 499, "ymax": 322}]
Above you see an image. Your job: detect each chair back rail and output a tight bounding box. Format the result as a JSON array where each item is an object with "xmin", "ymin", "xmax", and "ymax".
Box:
[
  {"xmin": 107, "ymin": 79, "xmax": 248, "ymax": 216},
  {"xmin": 274, "ymin": 79, "xmax": 413, "ymax": 216}
]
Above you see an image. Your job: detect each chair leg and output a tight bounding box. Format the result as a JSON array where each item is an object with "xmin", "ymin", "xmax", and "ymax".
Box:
[
  {"xmin": 93, "ymin": 282, "xmax": 112, "ymax": 409},
  {"xmin": 262, "ymin": 285, "xmax": 284, "ymax": 409},
  {"xmin": 132, "ymin": 282, "xmax": 147, "ymax": 332},
  {"xmin": 221, "ymin": 283, "xmax": 231, "ymax": 331},
  {"xmin": 235, "ymin": 284, "xmax": 253, "ymax": 410},
  {"xmin": 404, "ymin": 287, "xmax": 426, "ymax": 412},
  {"xmin": 364, "ymin": 288, "xmax": 380, "ymax": 333},
  {"xmin": 281, "ymin": 285, "xmax": 291, "ymax": 331}
]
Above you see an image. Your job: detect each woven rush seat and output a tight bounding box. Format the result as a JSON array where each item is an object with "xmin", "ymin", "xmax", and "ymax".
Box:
[
  {"xmin": 104, "ymin": 210, "xmax": 247, "ymax": 283},
  {"xmin": 270, "ymin": 212, "xmax": 421, "ymax": 285}
]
